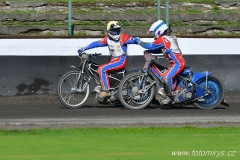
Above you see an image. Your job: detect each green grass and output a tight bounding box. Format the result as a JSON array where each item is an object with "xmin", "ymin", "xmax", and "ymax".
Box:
[
  {"xmin": 0, "ymin": 20, "xmax": 149, "ymax": 27},
  {"xmin": 1, "ymin": 0, "xmax": 239, "ymax": 4},
  {"xmin": 3, "ymin": 0, "xmax": 239, "ymax": 4},
  {"xmin": 0, "ymin": 127, "xmax": 239, "ymax": 160},
  {"xmin": 1, "ymin": 9, "xmax": 239, "ymax": 15},
  {"xmin": 0, "ymin": 0, "xmax": 150, "ymax": 4},
  {"xmin": 0, "ymin": 0, "xmax": 216, "ymax": 4},
  {"xmin": 2, "ymin": 19, "xmax": 239, "ymax": 27}
]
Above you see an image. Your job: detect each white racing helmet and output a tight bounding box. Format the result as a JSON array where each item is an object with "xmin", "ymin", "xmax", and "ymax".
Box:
[
  {"xmin": 107, "ymin": 21, "xmax": 121, "ymax": 41},
  {"xmin": 148, "ymin": 20, "xmax": 168, "ymax": 38}
]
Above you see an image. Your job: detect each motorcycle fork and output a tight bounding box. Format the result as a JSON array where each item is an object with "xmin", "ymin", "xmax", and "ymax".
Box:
[
  {"xmin": 139, "ymin": 72, "xmax": 155, "ymax": 92},
  {"xmin": 139, "ymin": 73, "xmax": 147, "ymax": 89},
  {"xmin": 139, "ymin": 62, "xmax": 152, "ymax": 89},
  {"xmin": 75, "ymin": 60, "xmax": 87, "ymax": 91}
]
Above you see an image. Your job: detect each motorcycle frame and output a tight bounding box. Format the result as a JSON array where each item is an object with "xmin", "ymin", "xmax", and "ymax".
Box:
[
  {"xmin": 69, "ymin": 54, "xmax": 100, "ymax": 92},
  {"xmin": 69, "ymin": 53, "xmax": 125, "ymax": 92},
  {"xmin": 138, "ymin": 59, "xmax": 213, "ymax": 100}
]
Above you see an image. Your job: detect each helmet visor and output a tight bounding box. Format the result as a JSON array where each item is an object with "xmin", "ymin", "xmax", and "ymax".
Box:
[
  {"xmin": 147, "ymin": 30, "xmax": 155, "ymax": 36},
  {"xmin": 109, "ymin": 28, "xmax": 120, "ymax": 35}
]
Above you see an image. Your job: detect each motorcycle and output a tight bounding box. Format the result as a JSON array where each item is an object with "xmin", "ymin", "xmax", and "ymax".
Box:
[
  {"xmin": 57, "ymin": 52, "xmax": 125, "ymax": 108},
  {"xmin": 118, "ymin": 53, "xmax": 228, "ymax": 110}
]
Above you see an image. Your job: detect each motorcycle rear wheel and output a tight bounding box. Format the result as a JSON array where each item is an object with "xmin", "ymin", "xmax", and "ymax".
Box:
[
  {"xmin": 118, "ymin": 71, "xmax": 155, "ymax": 110},
  {"xmin": 194, "ymin": 74, "xmax": 224, "ymax": 110},
  {"xmin": 57, "ymin": 70, "xmax": 90, "ymax": 108}
]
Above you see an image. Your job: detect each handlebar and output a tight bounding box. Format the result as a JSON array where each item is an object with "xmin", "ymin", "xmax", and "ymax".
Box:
[{"xmin": 78, "ymin": 52, "xmax": 102, "ymax": 58}]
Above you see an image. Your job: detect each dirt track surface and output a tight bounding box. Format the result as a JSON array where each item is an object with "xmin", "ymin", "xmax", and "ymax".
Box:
[{"xmin": 0, "ymin": 92, "xmax": 239, "ymax": 130}]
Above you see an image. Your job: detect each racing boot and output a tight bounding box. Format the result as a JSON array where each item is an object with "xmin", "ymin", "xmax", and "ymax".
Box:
[
  {"xmin": 157, "ymin": 88, "xmax": 172, "ymax": 105},
  {"xmin": 98, "ymin": 91, "xmax": 111, "ymax": 98},
  {"xmin": 160, "ymin": 96, "xmax": 172, "ymax": 105},
  {"xmin": 158, "ymin": 87, "xmax": 167, "ymax": 97}
]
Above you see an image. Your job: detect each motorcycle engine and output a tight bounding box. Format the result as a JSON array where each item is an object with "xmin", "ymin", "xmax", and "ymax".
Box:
[
  {"xmin": 174, "ymin": 88, "xmax": 194, "ymax": 103},
  {"xmin": 109, "ymin": 90, "xmax": 118, "ymax": 101},
  {"xmin": 95, "ymin": 94, "xmax": 107, "ymax": 104}
]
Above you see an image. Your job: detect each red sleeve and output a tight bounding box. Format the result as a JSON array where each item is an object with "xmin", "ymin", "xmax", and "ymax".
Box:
[
  {"xmin": 120, "ymin": 33, "xmax": 132, "ymax": 43},
  {"xmin": 99, "ymin": 36, "xmax": 108, "ymax": 45},
  {"xmin": 153, "ymin": 37, "xmax": 164, "ymax": 45}
]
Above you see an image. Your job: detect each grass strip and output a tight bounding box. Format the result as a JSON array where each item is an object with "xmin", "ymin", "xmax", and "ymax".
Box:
[
  {"xmin": 1, "ymin": 20, "xmax": 239, "ymax": 27},
  {"xmin": 0, "ymin": 0, "xmax": 216, "ymax": 4},
  {"xmin": 2, "ymin": 0, "xmax": 240, "ymax": 5},
  {"xmin": 0, "ymin": 127, "xmax": 239, "ymax": 160}
]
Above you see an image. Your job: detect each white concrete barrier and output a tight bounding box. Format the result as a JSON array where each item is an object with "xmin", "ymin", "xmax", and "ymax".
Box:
[
  {"xmin": 1, "ymin": 38, "xmax": 240, "ymax": 56},
  {"xmin": 0, "ymin": 38, "xmax": 240, "ymax": 96}
]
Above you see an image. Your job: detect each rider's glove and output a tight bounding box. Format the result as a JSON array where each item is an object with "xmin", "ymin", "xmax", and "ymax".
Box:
[
  {"xmin": 133, "ymin": 37, "xmax": 141, "ymax": 44},
  {"xmin": 78, "ymin": 48, "xmax": 84, "ymax": 53}
]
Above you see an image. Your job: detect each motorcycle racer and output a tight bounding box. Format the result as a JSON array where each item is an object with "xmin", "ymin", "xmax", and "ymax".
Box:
[
  {"xmin": 134, "ymin": 20, "xmax": 186, "ymax": 104},
  {"xmin": 78, "ymin": 21, "xmax": 138, "ymax": 98}
]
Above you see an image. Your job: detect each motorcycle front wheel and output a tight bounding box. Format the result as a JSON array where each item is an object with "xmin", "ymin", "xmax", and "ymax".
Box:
[
  {"xmin": 57, "ymin": 70, "xmax": 90, "ymax": 108},
  {"xmin": 194, "ymin": 74, "xmax": 224, "ymax": 110},
  {"xmin": 118, "ymin": 71, "xmax": 155, "ymax": 110}
]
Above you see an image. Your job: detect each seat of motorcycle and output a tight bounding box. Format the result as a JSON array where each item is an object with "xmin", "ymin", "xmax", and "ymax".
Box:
[{"xmin": 153, "ymin": 61, "xmax": 168, "ymax": 70}]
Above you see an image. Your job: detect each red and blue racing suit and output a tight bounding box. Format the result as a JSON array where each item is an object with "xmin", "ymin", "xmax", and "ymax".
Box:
[
  {"xmin": 81, "ymin": 34, "xmax": 136, "ymax": 90},
  {"xmin": 139, "ymin": 35, "xmax": 185, "ymax": 95}
]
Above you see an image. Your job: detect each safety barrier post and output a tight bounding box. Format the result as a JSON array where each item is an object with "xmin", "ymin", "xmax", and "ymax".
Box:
[
  {"xmin": 157, "ymin": 0, "xmax": 169, "ymax": 27},
  {"xmin": 157, "ymin": 0, "xmax": 161, "ymax": 20},
  {"xmin": 68, "ymin": 0, "xmax": 72, "ymax": 36},
  {"xmin": 166, "ymin": 0, "xmax": 169, "ymax": 26}
]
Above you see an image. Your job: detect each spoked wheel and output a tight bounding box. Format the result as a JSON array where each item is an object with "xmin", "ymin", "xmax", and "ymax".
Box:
[
  {"xmin": 57, "ymin": 71, "xmax": 90, "ymax": 108},
  {"xmin": 194, "ymin": 74, "xmax": 224, "ymax": 110},
  {"xmin": 118, "ymin": 72, "xmax": 155, "ymax": 110}
]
